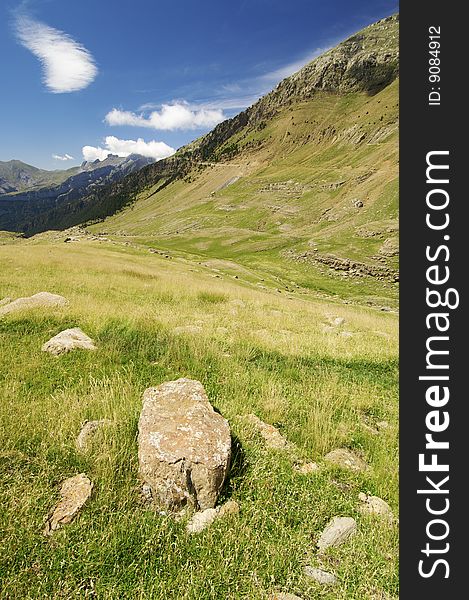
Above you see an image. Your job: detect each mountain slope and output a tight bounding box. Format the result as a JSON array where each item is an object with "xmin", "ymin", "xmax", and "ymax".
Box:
[
  {"xmin": 0, "ymin": 155, "xmax": 155, "ymax": 232},
  {"xmin": 3, "ymin": 14, "xmax": 399, "ymax": 306},
  {"xmin": 0, "ymin": 160, "xmax": 78, "ymax": 193},
  {"xmin": 85, "ymin": 14, "xmax": 399, "ymax": 306}
]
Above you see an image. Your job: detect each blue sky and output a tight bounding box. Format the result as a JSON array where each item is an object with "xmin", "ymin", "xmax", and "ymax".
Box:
[{"xmin": 0, "ymin": 0, "xmax": 398, "ymax": 170}]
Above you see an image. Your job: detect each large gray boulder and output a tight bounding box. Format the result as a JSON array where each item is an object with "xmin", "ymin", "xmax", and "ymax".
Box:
[{"xmin": 138, "ymin": 378, "xmax": 231, "ymax": 513}]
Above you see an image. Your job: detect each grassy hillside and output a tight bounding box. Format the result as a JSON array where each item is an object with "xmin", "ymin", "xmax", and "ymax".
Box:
[
  {"xmin": 0, "ymin": 14, "xmax": 399, "ymax": 599},
  {"xmin": 81, "ymin": 15, "xmax": 399, "ymax": 308},
  {"xmin": 0, "ymin": 238, "xmax": 397, "ymax": 599},
  {"xmin": 88, "ymin": 78, "xmax": 398, "ymax": 308}
]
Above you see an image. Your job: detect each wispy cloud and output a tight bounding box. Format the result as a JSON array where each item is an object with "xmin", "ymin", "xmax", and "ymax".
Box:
[
  {"xmin": 15, "ymin": 14, "xmax": 97, "ymax": 93},
  {"xmin": 52, "ymin": 153, "xmax": 74, "ymax": 161},
  {"xmin": 105, "ymin": 102, "xmax": 225, "ymax": 131},
  {"xmin": 82, "ymin": 136, "xmax": 175, "ymax": 162},
  {"xmin": 259, "ymin": 47, "xmax": 328, "ymax": 83}
]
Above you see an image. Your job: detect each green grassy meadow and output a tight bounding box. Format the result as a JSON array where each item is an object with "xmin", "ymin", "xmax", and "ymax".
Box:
[{"xmin": 0, "ymin": 238, "xmax": 398, "ymax": 599}]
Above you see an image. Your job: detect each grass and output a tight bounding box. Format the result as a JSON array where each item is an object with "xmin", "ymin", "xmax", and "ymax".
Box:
[
  {"xmin": 86, "ymin": 81, "xmax": 399, "ymax": 309},
  {"xmin": 0, "ymin": 239, "xmax": 398, "ymax": 599}
]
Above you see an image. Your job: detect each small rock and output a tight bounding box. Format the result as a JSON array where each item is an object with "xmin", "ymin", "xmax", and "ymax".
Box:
[
  {"xmin": 317, "ymin": 516, "xmax": 357, "ymax": 551},
  {"xmin": 244, "ymin": 414, "xmax": 290, "ymax": 449},
  {"xmin": 187, "ymin": 508, "xmax": 219, "ymax": 533},
  {"xmin": 42, "ymin": 328, "xmax": 96, "ymax": 355},
  {"xmin": 331, "ymin": 317, "xmax": 345, "ymax": 326},
  {"xmin": 44, "ymin": 474, "xmax": 93, "ymax": 535},
  {"xmin": 353, "ymin": 200, "xmax": 364, "ymax": 208},
  {"xmin": 294, "ymin": 462, "xmax": 320, "ymax": 475},
  {"xmin": 186, "ymin": 499, "xmax": 240, "ymax": 533},
  {"xmin": 269, "ymin": 594, "xmax": 303, "ymax": 600},
  {"xmin": 304, "ymin": 566, "xmax": 337, "ymax": 585},
  {"xmin": 76, "ymin": 419, "xmax": 112, "ymax": 452},
  {"xmin": 0, "ymin": 292, "xmax": 68, "ymax": 316},
  {"xmin": 324, "ymin": 448, "xmax": 367, "ymax": 472},
  {"xmin": 173, "ymin": 325, "xmax": 203, "ymax": 335},
  {"xmin": 358, "ymin": 493, "xmax": 393, "ymax": 521},
  {"xmin": 376, "ymin": 421, "xmax": 389, "ymax": 430},
  {"xmin": 362, "ymin": 423, "xmax": 380, "ymax": 436},
  {"xmin": 138, "ymin": 378, "xmax": 231, "ymax": 513}
]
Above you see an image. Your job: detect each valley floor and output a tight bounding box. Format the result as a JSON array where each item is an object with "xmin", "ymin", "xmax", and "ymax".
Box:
[{"xmin": 0, "ymin": 236, "xmax": 398, "ymax": 599}]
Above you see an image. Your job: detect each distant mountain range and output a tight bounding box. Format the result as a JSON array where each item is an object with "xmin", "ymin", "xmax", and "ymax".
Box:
[{"xmin": 0, "ymin": 154, "xmax": 155, "ymax": 232}]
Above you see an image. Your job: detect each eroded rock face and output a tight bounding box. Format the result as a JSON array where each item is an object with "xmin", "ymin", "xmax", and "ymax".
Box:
[
  {"xmin": 0, "ymin": 292, "xmax": 68, "ymax": 316},
  {"xmin": 44, "ymin": 473, "xmax": 93, "ymax": 535},
  {"xmin": 138, "ymin": 378, "xmax": 231, "ymax": 513},
  {"xmin": 42, "ymin": 328, "xmax": 96, "ymax": 355}
]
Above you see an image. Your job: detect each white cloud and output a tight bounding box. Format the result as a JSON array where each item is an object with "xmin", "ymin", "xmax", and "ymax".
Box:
[
  {"xmin": 82, "ymin": 136, "xmax": 175, "ymax": 162},
  {"xmin": 52, "ymin": 153, "xmax": 74, "ymax": 161},
  {"xmin": 15, "ymin": 15, "xmax": 97, "ymax": 93},
  {"xmin": 105, "ymin": 102, "xmax": 225, "ymax": 131}
]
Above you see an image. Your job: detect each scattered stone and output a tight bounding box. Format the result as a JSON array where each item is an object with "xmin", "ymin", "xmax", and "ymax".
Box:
[
  {"xmin": 376, "ymin": 421, "xmax": 389, "ymax": 430},
  {"xmin": 173, "ymin": 325, "xmax": 203, "ymax": 335},
  {"xmin": 42, "ymin": 328, "xmax": 96, "ymax": 356},
  {"xmin": 294, "ymin": 462, "xmax": 320, "ymax": 475},
  {"xmin": 76, "ymin": 419, "xmax": 112, "ymax": 452},
  {"xmin": 0, "ymin": 292, "xmax": 68, "ymax": 316},
  {"xmin": 244, "ymin": 414, "xmax": 290, "ymax": 449},
  {"xmin": 362, "ymin": 423, "xmax": 380, "ymax": 436},
  {"xmin": 331, "ymin": 317, "xmax": 345, "ymax": 326},
  {"xmin": 317, "ymin": 516, "xmax": 357, "ymax": 551},
  {"xmin": 138, "ymin": 378, "xmax": 231, "ymax": 513},
  {"xmin": 217, "ymin": 498, "xmax": 240, "ymax": 518},
  {"xmin": 358, "ymin": 493, "xmax": 393, "ymax": 521},
  {"xmin": 44, "ymin": 474, "xmax": 93, "ymax": 535},
  {"xmin": 304, "ymin": 566, "xmax": 338, "ymax": 585},
  {"xmin": 324, "ymin": 448, "xmax": 368, "ymax": 472},
  {"xmin": 187, "ymin": 508, "xmax": 218, "ymax": 533},
  {"xmin": 186, "ymin": 499, "xmax": 240, "ymax": 533}
]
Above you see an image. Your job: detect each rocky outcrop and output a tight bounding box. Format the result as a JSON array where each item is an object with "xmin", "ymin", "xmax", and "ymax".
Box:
[
  {"xmin": 137, "ymin": 378, "xmax": 231, "ymax": 513},
  {"xmin": 42, "ymin": 328, "xmax": 96, "ymax": 355}
]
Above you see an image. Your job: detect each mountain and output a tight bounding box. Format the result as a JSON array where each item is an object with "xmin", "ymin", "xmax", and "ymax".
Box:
[
  {"xmin": 0, "ymin": 160, "xmax": 79, "ymax": 194},
  {"xmin": 1, "ymin": 14, "xmax": 399, "ymax": 305},
  {"xmin": 0, "ymin": 154, "xmax": 155, "ymax": 232}
]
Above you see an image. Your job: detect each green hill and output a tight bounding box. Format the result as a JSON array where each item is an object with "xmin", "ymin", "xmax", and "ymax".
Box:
[{"xmin": 85, "ymin": 15, "xmax": 399, "ymax": 307}]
